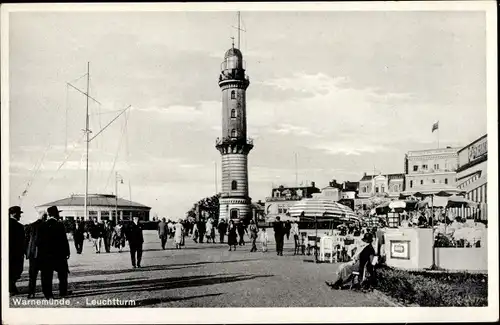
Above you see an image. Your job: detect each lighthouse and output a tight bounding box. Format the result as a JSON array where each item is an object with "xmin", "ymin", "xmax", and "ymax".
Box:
[{"xmin": 215, "ymin": 40, "xmax": 253, "ymax": 223}]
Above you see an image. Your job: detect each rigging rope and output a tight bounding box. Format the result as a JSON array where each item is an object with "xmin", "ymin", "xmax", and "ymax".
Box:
[
  {"xmin": 37, "ymin": 133, "xmax": 87, "ymax": 195},
  {"xmin": 103, "ymin": 111, "xmax": 130, "ymax": 192}
]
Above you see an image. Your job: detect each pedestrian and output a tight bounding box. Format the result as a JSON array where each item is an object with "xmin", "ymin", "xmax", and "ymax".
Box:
[
  {"xmin": 26, "ymin": 212, "xmax": 47, "ymax": 298},
  {"xmin": 72, "ymin": 218, "xmax": 85, "ymax": 254},
  {"xmin": 260, "ymin": 228, "xmax": 269, "ymax": 252},
  {"xmin": 103, "ymin": 220, "xmax": 114, "ymax": 253},
  {"xmin": 206, "ymin": 218, "xmax": 216, "ymax": 243},
  {"xmin": 197, "ymin": 218, "xmax": 206, "ymax": 243},
  {"xmin": 167, "ymin": 219, "xmax": 174, "ymax": 239},
  {"xmin": 126, "ymin": 216, "xmax": 144, "ymax": 268},
  {"xmin": 217, "ymin": 219, "xmax": 227, "ymax": 243},
  {"xmin": 237, "ymin": 221, "xmax": 246, "ymax": 246},
  {"xmin": 192, "ymin": 222, "xmax": 199, "ymax": 243},
  {"xmin": 273, "ymin": 216, "xmax": 285, "ymax": 256},
  {"xmin": 248, "ymin": 219, "xmax": 259, "ymax": 252},
  {"xmin": 112, "ymin": 222, "xmax": 126, "ymax": 252},
  {"xmin": 285, "ymin": 220, "xmax": 292, "ymax": 240},
  {"xmin": 291, "ymin": 221, "xmax": 300, "ymax": 255},
  {"xmin": 90, "ymin": 218, "xmax": 103, "ymax": 253},
  {"xmin": 37, "ymin": 206, "xmax": 71, "ymax": 299},
  {"xmin": 158, "ymin": 217, "xmax": 168, "ymax": 249},
  {"xmin": 227, "ymin": 219, "xmax": 237, "ymax": 251},
  {"xmin": 9, "ymin": 206, "xmax": 26, "ymax": 296},
  {"xmin": 174, "ymin": 219, "xmax": 184, "ymax": 249}
]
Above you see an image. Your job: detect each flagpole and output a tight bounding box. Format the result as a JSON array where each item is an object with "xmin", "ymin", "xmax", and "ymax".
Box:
[{"xmin": 437, "ymin": 126, "xmax": 440, "ymax": 149}]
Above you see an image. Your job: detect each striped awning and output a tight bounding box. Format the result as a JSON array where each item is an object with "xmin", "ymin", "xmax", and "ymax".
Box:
[{"xmin": 289, "ymin": 198, "xmax": 359, "ymax": 222}]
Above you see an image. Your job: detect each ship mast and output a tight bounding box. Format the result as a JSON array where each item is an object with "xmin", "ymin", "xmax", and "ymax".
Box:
[{"xmin": 84, "ymin": 62, "xmax": 90, "ymax": 221}]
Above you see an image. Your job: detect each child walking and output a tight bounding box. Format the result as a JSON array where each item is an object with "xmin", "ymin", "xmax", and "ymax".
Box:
[{"xmin": 260, "ymin": 228, "xmax": 269, "ymax": 252}]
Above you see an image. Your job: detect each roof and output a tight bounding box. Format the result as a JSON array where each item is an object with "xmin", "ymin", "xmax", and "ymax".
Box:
[
  {"xmin": 36, "ymin": 194, "xmax": 151, "ymax": 209},
  {"xmin": 224, "ymin": 47, "xmax": 243, "ymax": 59},
  {"xmin": 360, "ymin": 173, "xmax": 404, "ymax": 181}
]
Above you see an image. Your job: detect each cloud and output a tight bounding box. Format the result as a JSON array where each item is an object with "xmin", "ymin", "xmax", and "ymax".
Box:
[
  {"xmin": 314, "ymin": 142, "xmax": 392, "ymax": 156},
  {"xmin": 269, "ymin": 124, "xmax": 318, "ymax": 137}
]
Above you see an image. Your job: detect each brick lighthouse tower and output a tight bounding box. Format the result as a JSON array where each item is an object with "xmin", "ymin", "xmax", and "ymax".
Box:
[{"xmin": 215, "ymin": 37, "xmax": 253, "ymax": 223}]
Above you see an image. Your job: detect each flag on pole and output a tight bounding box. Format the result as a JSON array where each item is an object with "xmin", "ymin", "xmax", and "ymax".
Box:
[{"xmin": 432, "ymin": 121, "xmax": 439, "ymax": 133}]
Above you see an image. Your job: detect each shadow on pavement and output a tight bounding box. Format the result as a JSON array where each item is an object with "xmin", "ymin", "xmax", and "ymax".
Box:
[
  {"xmin": 61, "ymin": 258, "xmax": 263, "ymax": 278},
  {"xmin": 66, "ymin": 273, "xmax": 273, "ymax": 298}
]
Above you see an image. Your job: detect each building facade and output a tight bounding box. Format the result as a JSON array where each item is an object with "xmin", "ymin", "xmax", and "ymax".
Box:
[
  {"xmin": 404, "ymin": 147, "xmax": 460, "ymax": 192},
  {"xmin": 264, "ymin": 182, "xmax": 321, "ymax": 220},
  {"xmin": 358, "ymin": 173, "xmax": 405, "ymax": 199},
  {"xmin": 455, "ymin": 135, "xmax": 487, "ymax": 219},
  {"xmin": 36, "ymin": 194, "xmax": 151, "ymax": 222},
  {"xmin": 216, "ymin": 44, "xmax": 253, "ymax": 222}
]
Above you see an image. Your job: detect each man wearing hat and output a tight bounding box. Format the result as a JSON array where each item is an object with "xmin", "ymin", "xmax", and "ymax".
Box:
[
  {"xmin": 26, "ymin": 212, "xmax": 47, "ymax": 298},
  {"xmin": 9, "ymin": 206, "xmax": 26, "ymax": 295},
  {"xmin": 126, "ymin": 215, "xmax": 144, "ymax": 268},
  {"xmin": 326, "ymin": 232, "xmax": 376, "ymax": 290},
  {"xmin": 37, "ymin": 206, "xmax": 71, "ymax": 299}
]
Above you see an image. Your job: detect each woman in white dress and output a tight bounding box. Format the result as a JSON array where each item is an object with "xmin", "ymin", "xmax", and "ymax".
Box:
[{"xmin": 174, "ymin": 219, "xmax": 184, "ymax": 249}]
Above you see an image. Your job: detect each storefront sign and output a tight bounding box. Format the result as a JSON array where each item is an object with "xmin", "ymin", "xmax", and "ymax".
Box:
[
  {"xmin": 468, "ymin": 138, "xmax": 487, "ymax": 163},
  {"xmin": 390, "ymin": 240, "xmax": 410, "ymax": 260}
]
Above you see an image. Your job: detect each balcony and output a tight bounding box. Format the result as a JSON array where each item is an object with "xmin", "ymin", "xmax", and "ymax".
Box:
[
  {"xmin": 265, "ymin": 196, "xmax": 304, "ymax": 202},
  {"xmin": 216, "ymin": 137, "xmax": 254, "ymax": 146}
]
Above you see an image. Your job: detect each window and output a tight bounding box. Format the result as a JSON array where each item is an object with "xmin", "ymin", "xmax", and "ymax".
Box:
[
  {"xmin": 230, "ymin": 209, "xmax": 239, "ymax": 219},
  {"xmin": 413, "ymin": 165, "xmax": 418, "ymax": 172},
  {"xmin": 231, "ymin": 129, "xmax": 237, "ymax": 137},
  {"xmin": 434, "ymin": 164, "xmax": 439, "ymax": 170},
  {"xmin": 231, "ymin": 180, "xmax": 238, "ymax": 190},
  {"xmin": 375, "ymin": 187, "xmax": 379, "ymax": 193},
  {"xmin": 445, "ymin": 178, "xmax": 448, "ymax": 185},
  {"xmin": 381, "ymin": 186, "xmax": 385, "ymax": 193},
  {"xmin": 422, "ymin": 164, "xmax": 428, "ymax": 170},
  {"xmin": 420, "ymin": 180, "xmax": 423, "ymax": 185},
  {"xmin": 410, "ymin": 180, "xmax": 413, "ymax": 188},
  {"xmin": 231, "ymin": 109, "xmax": 236, "ymax": 118},
  {"xmin": 231, "ymin": 90, "xmax": 236, "ymax": 99},
  {"xmin": 432, "ymin": 179, "xmax": 436, "ymax": 184}
]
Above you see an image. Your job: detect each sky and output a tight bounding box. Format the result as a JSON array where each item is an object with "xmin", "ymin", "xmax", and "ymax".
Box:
[{"xmin": 7, "ymin": 10, "xmax": 487, "ymax": 223}]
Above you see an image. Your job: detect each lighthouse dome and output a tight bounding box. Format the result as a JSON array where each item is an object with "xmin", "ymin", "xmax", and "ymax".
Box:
[{"xmin": 224, "ymin": 47, "xmax": 243, "ymax": 59}]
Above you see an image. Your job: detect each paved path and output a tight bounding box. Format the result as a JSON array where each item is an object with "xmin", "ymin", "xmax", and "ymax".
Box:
[{"xmin": 10, "ymin": 231, "xmax": 390, "ymax": 308}]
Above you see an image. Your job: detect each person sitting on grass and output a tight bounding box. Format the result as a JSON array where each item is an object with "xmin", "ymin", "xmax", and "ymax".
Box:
[{"xmin": 325, "ymin": 232, "xmax": 376, "ymax": 290}]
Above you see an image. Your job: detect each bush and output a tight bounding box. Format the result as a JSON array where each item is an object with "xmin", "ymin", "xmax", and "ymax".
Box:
[{"xmin": 375, "ymin": 266, "xmax": 487, "ymax": 306}]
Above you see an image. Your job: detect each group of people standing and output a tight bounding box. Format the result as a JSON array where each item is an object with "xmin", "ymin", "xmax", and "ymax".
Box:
[
  {"xmin": 9, "ymin": 204, "xmax": 147, "ymax": 300},
  {"xmin": 9, "ymin": 205, "xmax": 70, "ymax": 299}
]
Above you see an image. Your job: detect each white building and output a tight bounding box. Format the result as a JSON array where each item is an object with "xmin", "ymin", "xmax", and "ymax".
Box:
[
  {"xmin": 403, "ymin": 147, "xmax": 460, "ymax": 192},
  {"xmin": 36, "ymin": 194, "xmax": 151, "ymax": 222}
]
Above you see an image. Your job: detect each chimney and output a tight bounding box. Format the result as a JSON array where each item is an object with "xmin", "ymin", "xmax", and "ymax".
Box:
[
  {"xmin": 311, "ymin": 181, "xmax": 316, "ymax": 188},
  {"xmin": 363, "ymin": 172, "xmax": 367, "ymax": 177}
]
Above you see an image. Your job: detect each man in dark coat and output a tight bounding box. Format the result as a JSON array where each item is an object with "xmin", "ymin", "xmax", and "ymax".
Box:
[
  {"xmin": 26, "ymin": 212, "xmax": 47, "ymax": 298},
  {"xmin": 37, "ymin": 206, "xmax": 71, "ymax": 299},
  {"xmin": 103, "ymin": 220, "xmax": 114, "ymax": 253},
  {"xmin": 273, "ymin": 216, "xmax": 285, "ymax": 256},
  {"xmin": 237, "ymin": 221, "xmax": 247, "ymax": 246},
  {"xmin": 9, "ymin": 206, "xmax": 26, "ymax": 296},
  {"xmin": 158, "ymin": 218, "xmax": 168, "ymax": 249},
  {"xmin": 197, "ymin": 218, "xmax": 206, "ymax": 243},
  {"xmin": 90, "ymin": 218, "xmax": 103, "ymax": 253},
  {"xmin": 217, "ymin": 219, "xmax": 227, "ymax": 243},
  {"xmin": 126, "ymin": 216, "xmax": 144, "ymax": 268},
  {"xmin": 72, "ymin": 218, "xmax": 85, "ymax": 254}
]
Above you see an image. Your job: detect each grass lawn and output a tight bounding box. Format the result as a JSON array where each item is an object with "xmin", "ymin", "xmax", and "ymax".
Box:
[{"xmin": 375, "ymin": 266, "xmax": 488, "ymax": 307}]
